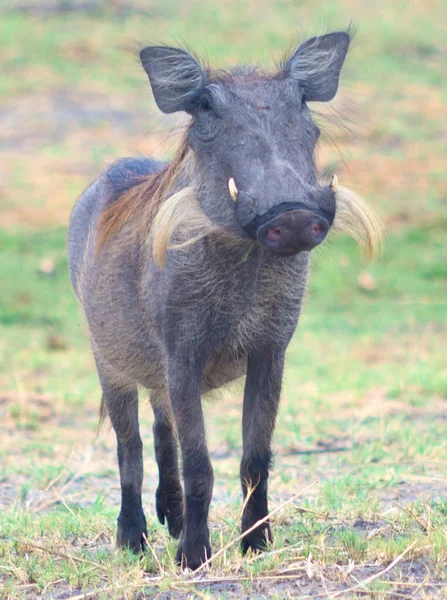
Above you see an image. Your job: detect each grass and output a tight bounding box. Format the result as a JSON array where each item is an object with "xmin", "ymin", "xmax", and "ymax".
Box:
[{"xmin": 1, "ymin": 0, "xmax": 446, "ymax": 598}]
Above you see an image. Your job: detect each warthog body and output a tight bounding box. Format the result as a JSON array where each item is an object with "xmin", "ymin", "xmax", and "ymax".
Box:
[{"xmin": 68, "ymin": 30, "xmax": 380, "ymax": 570}]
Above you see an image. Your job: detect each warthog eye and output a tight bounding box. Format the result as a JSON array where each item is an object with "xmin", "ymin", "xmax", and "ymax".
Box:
[
  {"xmin": 192, "ymin": 89, "xmax": 225, "ymax": 141},
  {"xmin": 199, "ymin": 97, "xmax": 213, "ymax": 112}
]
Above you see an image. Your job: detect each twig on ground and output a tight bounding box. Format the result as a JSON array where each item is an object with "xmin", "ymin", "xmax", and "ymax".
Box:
[
  {"xmin": 13, "ymin": 539, "xmax": 104, "ymax": 571},
  {"xmin": 41, "ymin": 578, "xmax": 65, "ymax": 595},
  {"xmin": 245, "ymin": 541, "xmax": 305, "ymax": 564},
  {"xmin": 192, "ymin": 481, "xmax": 318, "ymax": 575},
  {"xmin": 65, "ymin": 577, "xmax": 162, "ymax": 600},
  {"xmin": 294, "ymin": 506, "xmax": 328, "ymax": 519},
  {"xmin": 328, "ymin": 539, "xmax": 418, "ymax": 599}
]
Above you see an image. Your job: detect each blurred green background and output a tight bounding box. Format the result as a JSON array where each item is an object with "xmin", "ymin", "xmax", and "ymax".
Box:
[{"xmin": 0, "ymin": 1, "xmax": 446, "ymax": 597}]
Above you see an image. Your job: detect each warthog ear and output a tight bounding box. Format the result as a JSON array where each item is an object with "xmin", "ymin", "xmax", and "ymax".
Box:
[
  {"xmin": 285, "ymin": 32, "xmax": 350, "ymax": 102},
  {"xmin": 140, "ymin": 46, "xmax": 205, "ymax": 114}
]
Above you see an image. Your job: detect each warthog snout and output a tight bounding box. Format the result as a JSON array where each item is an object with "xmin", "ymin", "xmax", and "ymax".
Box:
[
  {"xmin": 242, "ymin": 191, "xmax": 335, "ymax": 256},
  {"xmin": 257, "ymin": 209, "xmax": 330, "ymax": 255}
]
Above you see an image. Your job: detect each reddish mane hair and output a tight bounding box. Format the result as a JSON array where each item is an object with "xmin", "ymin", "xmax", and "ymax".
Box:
[{"xmin": 95, "ymin": 138, "xmax": 189, "ymax": 254}]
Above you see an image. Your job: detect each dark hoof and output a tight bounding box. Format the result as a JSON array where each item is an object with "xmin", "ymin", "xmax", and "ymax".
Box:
[
  {"xmin": 117, "ymin": 510, "xmax": 147, "ymax": 553},
  {"xmin": 241, "ymin": 522, "xmax": 272, "ymax": 555},
  {"xmin": 156, "ymin": 484, "xmax": 184, "ymax": 539},
  {"xmin": 175, "ymin": 535, "xmax": 211, "ymax": 571}
]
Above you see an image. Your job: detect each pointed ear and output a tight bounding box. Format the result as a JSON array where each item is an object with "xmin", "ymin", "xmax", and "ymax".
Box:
[
  {"xmin": 284, "ymin": 32, "xmax": 350, "ymax": 102},
  {"xmin": 139, "ymin": 46, "xmax": 205, "ymax": 114}
]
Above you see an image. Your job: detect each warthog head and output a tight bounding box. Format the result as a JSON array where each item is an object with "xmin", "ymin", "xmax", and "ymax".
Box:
[{"xmin": 141, "ymin": 32, "xmax": 356, "ymax": 257}]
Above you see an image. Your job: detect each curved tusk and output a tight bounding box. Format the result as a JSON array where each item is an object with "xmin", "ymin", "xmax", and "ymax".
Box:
[
  {"xmin": 330, "ymin": 174, "xmax": 338, "ymax": 192},
  {"xmin": 228, "ymin": 177, "xmax": 238, "ymax": 202}
]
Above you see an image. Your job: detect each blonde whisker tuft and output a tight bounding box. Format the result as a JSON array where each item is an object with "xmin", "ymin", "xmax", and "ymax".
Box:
[
  {"xmin": 151, "ymin": 187, "xmax": 216, "ymax": 268},
  {"xmin": 333, "ymin": 185, "xmax": 383, "ymax": 260}
]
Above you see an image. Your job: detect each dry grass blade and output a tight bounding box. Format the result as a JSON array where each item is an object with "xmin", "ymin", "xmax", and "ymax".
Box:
[
  {"xmin": 143, "ymin": 532, "xmax": 163, "ymax": 572},
  {"xmin": 231, "ymin": 478, "xmax": 256, "ymax": 538},
  {"xmin": 180, "ymin": 573, "xmax": 313, "ymax": 586},
  {"xmin": 65, "ymin": 586, "xmax": 120, "ymax": 600},
  {"xmin": 391, "ymin": 500, "xmax": 431, "ymax": 532},
  {"xmin": 245, "ymin": 541, "xmax": 305, "ymax": 565},
  {"xmin": 65, "ymin": 577, "xmax": 162, "ymax": 600},
  {"xmin": 294, "ymin": 506, "xmax": 328, "ymax": 519},
  {"xmin": 328, "ymin": 539, "xmax": 418, "ymax": 599},
  {"xmin": 13, "ymin": 540, "xmax": 104, "ymax": 570},
  {"xmin": 192, "ymin": 480, "xmax": 318, "ymax": 575}
]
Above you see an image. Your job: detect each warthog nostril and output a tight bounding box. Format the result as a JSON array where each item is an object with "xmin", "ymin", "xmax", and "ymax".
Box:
[
  {"xmin": 311, "ymin": 222, "xmax": 322, "ymax": 237},
  {"xmin": 265, "ymin": 228, "xmax": 282, "ymax": 243}
]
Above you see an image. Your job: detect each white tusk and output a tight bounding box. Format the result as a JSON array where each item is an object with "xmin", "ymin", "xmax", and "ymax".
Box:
[
  {"xmin": 330, "ymin": 174, "xmax": 338, "ymax": 192},
  {"xmin": 228, "ymin": 177, "xmax": 238, "ymax": 202}
]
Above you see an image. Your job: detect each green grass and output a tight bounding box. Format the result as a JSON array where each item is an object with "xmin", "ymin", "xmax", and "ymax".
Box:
[{"xmin": 1, "ymin": 0, "xmax": 446, "ymax": 598}]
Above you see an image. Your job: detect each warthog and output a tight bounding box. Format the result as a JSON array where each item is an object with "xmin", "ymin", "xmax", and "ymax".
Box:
[{"xmin": 68, "ymin": 30, "xmax": 381, "ymax": 570}]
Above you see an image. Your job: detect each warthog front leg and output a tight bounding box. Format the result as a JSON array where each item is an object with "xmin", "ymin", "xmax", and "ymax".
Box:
[
  {"xmin": 240, "ymin": 347, "xmax": 285, "ymax": 554},
  {"xmin": 150, "ymin": 390, "xmax": 183, "ymax": 539},
  {"xmin": 100, "ymin": 381, "xmax": 147, "ymax": 553},
  {"xmin": 167, "ymin": 357, "xmax": 213, "ymax": 571}
]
